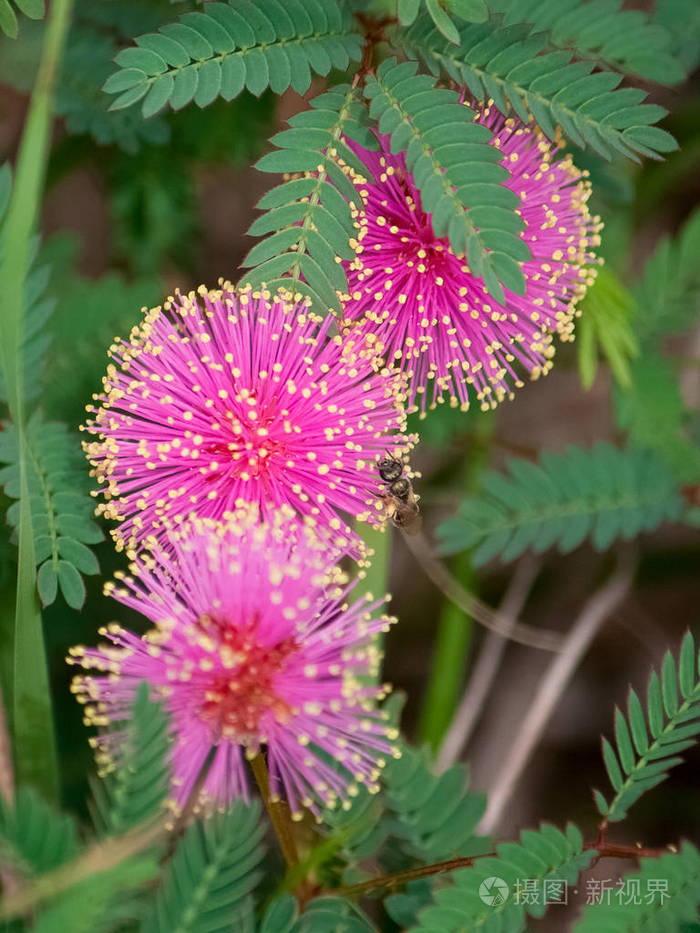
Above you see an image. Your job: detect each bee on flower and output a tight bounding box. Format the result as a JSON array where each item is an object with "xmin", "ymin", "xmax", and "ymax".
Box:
[{"xmin": 83, "ymin": 283, "xmax": 415, "ymax": 553}]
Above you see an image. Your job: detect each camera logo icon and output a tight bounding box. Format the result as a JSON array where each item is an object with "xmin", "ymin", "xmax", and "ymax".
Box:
[{"xmin": 479, "ymin": 876, "xmax": 510, "ymax": 907}]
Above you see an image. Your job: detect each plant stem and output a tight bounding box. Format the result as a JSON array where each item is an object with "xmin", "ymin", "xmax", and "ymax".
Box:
[
  {"xmin": 479, "ymin": 553, "xmax": 636, "ymax": 835},
  {"xmin": 403, "ymin": 531, "xmax": 561, "ymax": 651},
  {"xmin": 335, "ymin": 854, "xmax": 486, "ymax": 898},
  {"xmin": 436, "ymin": 554, "xmax": 541, "ymax": 772},
  {"xmin": 330, "ymin": 837, "xmax": 670, "ymax": 900},
  {"xmin": 0, "ymin": 0, "xmax": 74, "ymax": 803},
  {"xmin": 249, "ymin": 753, "xmax": 299, "ymax": 869},
  {"xmin": 0, "ymin": 817, "xmax": 168, "ymax": 921}
]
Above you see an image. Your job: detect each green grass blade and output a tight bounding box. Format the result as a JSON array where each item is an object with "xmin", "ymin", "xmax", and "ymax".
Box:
[{"xmin": 0, "ymin": 0, "xmax": 75, "ymax": 801}]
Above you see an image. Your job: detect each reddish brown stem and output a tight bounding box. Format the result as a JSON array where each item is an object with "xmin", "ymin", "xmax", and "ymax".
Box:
[
  {"xmin": 353, "ymin": 14, "xmax": 396, "ymax": 88},
  {"xmin": 329, "ymin": 838, "xmax": 674, "ymax": 900},
  {"xmin": 333, "ymin": 854, "xmax": 487, "ymax": 899}
]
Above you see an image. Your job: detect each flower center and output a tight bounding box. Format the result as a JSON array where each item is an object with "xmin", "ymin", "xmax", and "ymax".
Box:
[
  {"xmin": 196, "ymin": 618, "xmax": 298, "ymax": 743},
  {"xmin": 370, "ymin": 171, "xmax": 450, "ymax": 276},
  {"xmin": 203, "ymin": 393, "xmax": 291, "ymax": 484}
]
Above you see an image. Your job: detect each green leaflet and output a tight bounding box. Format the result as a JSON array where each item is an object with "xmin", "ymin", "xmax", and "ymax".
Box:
[
  {"xmin": 0, "ymin": 785, "xmax": 79, "ymax": 875},
  {"xmin": 400, "ymin": 14, "xmax": 677, "ymax": 160},
  {"xmin": 0, "ymin": 0, "xmax": 44, "ymax": 39},
  {"xmin": 413, "ymin": 823, "xmax": 595, "ymax": 932},
  {"xmin": 653, "ymin": 0, "xmax": 700, "ymax": 74},
  {"xmin": 0, "ymin": 0, "xmax": 73, "ymax": 806},
  {"xmin": 573, "ymin": 843, "xmax": 700, "ymax": 932},
  {"xmin": 436, "ymin": 443, "xmax": 684, "ymax": 565},
  {"xmin": 595, "ymin": 632, "xmax": 700, "ymax": 823},
  {"xmin": 383, "ymin": 746, "xmax": 491, "ymax": 862},
  {"xmin": 490, "ymin": 0, "xmax": 685, "ymax": 84},
  {"xmin": 57, "ymin": 23, "xmax": 170, "ymax": 152},
  {"xmin": 0, "ymin": 168, "xmax": 60, "ymax": 405},
  {"xmin": 577, "ymin": 266, "xmax": 639, "ymax": 390},
  {"xmin": 140, "ymin": 800, "xmax": 266, "ymax": 933},
  {"xmin": 291, "ymin": 898, "xmax": 376, "ymax": 932},
  {"xmin": 242, "ymin": 83, "xmax": 374, "ymax": 313},
  {"xmin": 260, "ymin": 895, "xmax": 298, "ymax": 933},
  {"xmin": 633, "ymin": 207, "xmax": 700, "ymax": 346},
  {"xmin": 90, "ymin": 683, "xmax": 171, "ymax": 837},
  {"xmin": 322, "ymin": 740, "xmax": 490, "ymax": 885},
  {"xmin": 104, "ymin": 0, "xmax": 362, "ymax": 116},
  {"xmin": 0, "ymin": 414, "xmax": 103, "ymax": 610},
  {"xmin": 448, "ymin": 0, "xmax": 488, "ymax": 24},
  {"xmin": 426, "ymin": 0, "xmax": 460, "ymax": 44},
  {"xmin": 400, "ymin": 0, "xmax": 488, "ymax": 46},
  {"xmin": 614, "ymin": 353, "xmax": 700, "ymax": 484},
  {"xmin": 365, "ymin": 58, "xmax": 528, "ymax": 306}
]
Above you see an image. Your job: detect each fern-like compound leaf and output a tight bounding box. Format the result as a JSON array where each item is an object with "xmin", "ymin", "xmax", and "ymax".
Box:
[
  {"xmin": 0, "ymin": 0, "xmax": 44, "ymax": 40},
  {"xmin": 104, "ymin": 0, "xmax": 362, "ymax": 117},
  {"xmin": 58, "ymin": 26, "xmax": 170, "ymax": 153},
  {"xmin": 0, "ymin": 785, "xmax": 79, "ymax": 876},
  {"xmin": 0, "ymin": 164, "xmax": 57, "ymax": 404},
  {"xmin": 323, "ymin": 736, "xmax": 490, "ymax": 918},
  {"xmin": 634, "ymin": 207, "xmax": 700, "ymax": 347},
  {"xmin": 91, "ymin": 683, "xmax": 171, "ymax": 837},
  {"xmin": 290, "ymin": 897, "xmax": 375, "ymax": 932},
  {"xmin": 364, "ymin": 58, "xmax": 528, "ymax": 305},
  {"xmin": 399, "ymin": 0, "xmax": 488, "ymax": 37},
  {"xmin": 0, "ymin": 24, "xmax": 168, "ymax": 153},
  {"xmin": 577, "ymin": 266, "xmax": 638, "ymax": 390},
  {"xmin": 413, "ymin": 822, "xmax": 595, "ymax": 932},
  {"xmin": 400, "ymin": 16, "xmax": 677, "ymax": 161},
  {"xmin": 436, "ymin": 443, "xmax": 684, "ymax": 565},
  {"xmin": 652, "ymin": 0, "xmax": 700, "ymax": 74},
  {"xmin": 573, "ymin": 843, "xmax": 700, "ymax": 932},
  {"xmin": 241, "ymin": 83, "xmax": 375, "ymax": 312},
  {"xmin": 382, "ymin": 745, "xmax": 491, "ymax": 863},
  {"xmin": 595, "ymin": 632, "xmax": 700, "ymax": 823},
  {"xmin": 0, "ymin": 414, "xmax": 103, "ymax": 609},
  {"xmin": 140, "ymin": 800, "xmax": 265, "ymax": 933},
  {"xmin": 490, "ymin": 0, "xmax": 686, "ymax": 84},
  {"xmin": 614, "ymin": 353, "xmax": 700, "ymax": 484},
  {"xmin": 259, "ymin": 895, "xmax": 298, "ymax": 933}
]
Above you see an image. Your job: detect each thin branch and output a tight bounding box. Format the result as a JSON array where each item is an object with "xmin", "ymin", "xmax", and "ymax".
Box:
[
  {"xmin": 249, "ymin": 752, "xmax": 299, "ymax": 869},
  {"xmin": 403, "ymin": 531, "xmax": 563, "ymax": 652},
  {"xmin": 0, "ymin": 817, "xmax": 167, "ymax": 920},
  {"xmin": 333, "ymin": 853, "xmax": 488, "ymax": 898},
  {"xmin": 436, "ymin": 555, "xmax": 541, "ymax": 772},
  {"xmin": 478, "ymin": 552, "xmax": 636, "ymax": 835},
  {"xmin": 353, "ymin": 14, "xmax": 394, "ymax": 87},
  {"xmin": 331, "ymin": 835, "xmax": 669, "ymax": 900}
]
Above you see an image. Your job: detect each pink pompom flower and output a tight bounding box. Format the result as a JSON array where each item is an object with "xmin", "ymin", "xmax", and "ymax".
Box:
[
  {"xmin": 83, "ymin": 284, "xmax": 413, "ymax": 552},
  {"xmin": 340, "ymin": 103, "xmax": 601, "ymax": 414},
  {"xmin": 68, "ymin": 510, "xmax": 398, "ymax": 818}
]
